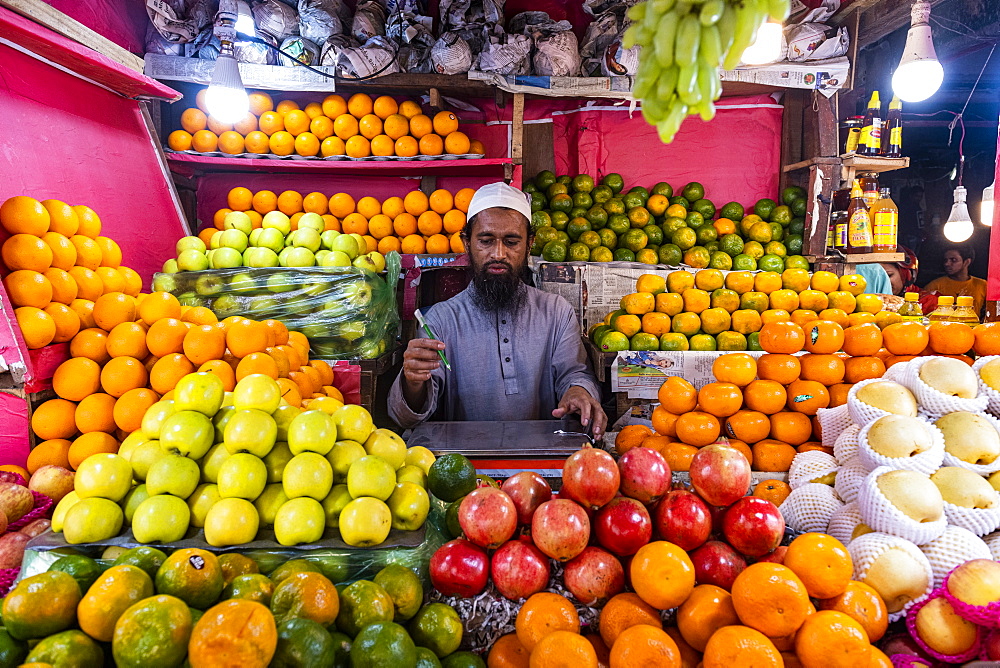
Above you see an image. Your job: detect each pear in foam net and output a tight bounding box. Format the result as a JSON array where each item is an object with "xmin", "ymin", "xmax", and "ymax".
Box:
[
  {"xmin": 920, "ymin": 357, "xmax": 979, "ymax": 399},
  {"xmin": 936, "ymin": 412, "xmax": 1000, "ymax": 466},
  {"xmin": 931, "ymin": 467, "xmax": 1000, "ymax": 510},
  {"xmin": 855, "ymin": 380, "xmax": 918, "ymax": 416}
]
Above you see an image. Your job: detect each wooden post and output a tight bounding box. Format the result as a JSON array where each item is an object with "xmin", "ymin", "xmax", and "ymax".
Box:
[
  {"xmin": 429, "ymin": 87, "xmax": 442, "ymax": 111},
  {"xmin": 511, "ymin": 93, "xmax": 525, "ymax": 166}
]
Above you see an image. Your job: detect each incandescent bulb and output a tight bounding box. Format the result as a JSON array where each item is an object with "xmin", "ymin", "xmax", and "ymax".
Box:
[
  {"xmin": 943, "ymin": 186, "xmax": 973, "ymax": 242},
  {"xmin": 981, "ymin": 180, "xmax": 995, "ymax": 226},
  {"xmin": 891, "ymin": 1, "xmax": 943, "ymax": 102},
  {"xmin": 205, "ymin": 53, "xmax": 249, "ymax": 124}
]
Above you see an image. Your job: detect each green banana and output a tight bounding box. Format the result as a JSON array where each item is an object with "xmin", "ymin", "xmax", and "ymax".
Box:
[
  {"xmin": 654, "ymin": 12, "xmax": 678, "ymax": 68},
  {"xmin": 699, "ymin": 0, "xmax": 724, "ymax": 25},
  {"xmin": 699, "ymin": 23, "xmax": 722, "ymax": 65},
  {"xmin": 677, "ymin": 63, "xmax": 702, "ymax": 105},
  {"xmin": 674, "ymin": 14, "xmax": 701, "ymax": 68}
]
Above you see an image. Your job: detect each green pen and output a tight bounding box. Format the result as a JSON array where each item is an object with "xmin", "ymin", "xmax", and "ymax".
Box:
[{"xmin": 415, "ymin": 308, "xmax": 451, "ymax": 370}]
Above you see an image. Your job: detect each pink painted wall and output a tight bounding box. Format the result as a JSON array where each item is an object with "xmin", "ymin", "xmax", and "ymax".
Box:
[{"xmin": 43, "ymin": 0, "xmax": 147, "ymax": 54}]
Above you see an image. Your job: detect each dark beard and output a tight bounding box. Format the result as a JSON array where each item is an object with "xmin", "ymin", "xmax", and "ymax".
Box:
[{"xmin": 470, "ymin": 260, "xmax": 527, "ymax": 313}]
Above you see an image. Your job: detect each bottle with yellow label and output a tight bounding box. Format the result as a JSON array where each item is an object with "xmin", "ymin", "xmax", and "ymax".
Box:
[
  {"xmin": 859, "ymin": 91, "xmax": 883, "ymax": 156},
  {"xmin": 953, "ymin": 296, "xmax": 980, "ymax": 326},
  {"xmin": 870, "ymin": 188, "xmax": 898, "ymax": 252},
  {"xmin": 898, "ymin": 292, "xmax": 924, "ymax": 323},
  {"xmin": 846, "ymin": 179, "xmax": 873, "ymax": 254},
  {"xmin": 882, "ymin": 95, "xmax": 903, "ymax": 158}
]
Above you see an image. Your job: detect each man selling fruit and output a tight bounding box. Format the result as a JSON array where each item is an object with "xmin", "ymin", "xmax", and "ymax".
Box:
[{"xmin": 388, "ymin": 182, "xmax": 607, "ymax": 437}]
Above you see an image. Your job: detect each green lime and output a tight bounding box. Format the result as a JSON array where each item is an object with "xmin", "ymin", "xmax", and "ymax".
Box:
[
  {"xmin": 628, "ymin": 206, "xmax": 651, "ymax": 228},
  {"xmin": 541, "ymin": 241, "xmax": 567, "ymax": 262},
  {"xmin": 682, "ymin": 182, "xmax": 705, "ymax": 202},
  {"xmin": 591, "ymin": 246, "xmax": 613, "ymax": 262},
  {"xmin": 553, "ymin": 231, "xmax": 570, "ymax": 245},
  {"xmin": 785, "ymin": 254, "xmax": 809, "ymax": 270},
  {"xmin": 785, "ymin": 234, "xmax": 803, "ymax": 255},
  {"xmin": 589, "ymin": 324, "xmax": 609, "ymax": 344},
  {"xmin": 600, "ymin": 331, "xmax": 629, "ymax": 352},
  {"xmin": 696, "ymin": 226, "xmax": 718, "ymax": 245},
  {"xmin": 613, "ymin": 248, "xmax": 635, "ymax": 262},
  {"xmin": 718, "ymin": 332, "xmax": 748, "ymax": 351},
  {"xmin": 273, "ymin": 618, "xmax": 337, "ymax": 667},
  {"xmin": 685, "ymin": 211, "xmax": 705, "ymax": 229},
  {"xmin": 534, "ymin": 170, "xmax": 556, "ymax": 190},
  {"xmin": 607, "ymin": 214, "xmax": 629, "ymax": 236},
  {"xmin": 592, "ymin": 185, "xmax": 614, "ymax": 204},
  {"xmin": 556, "ymin": 175, "xmax": 572, "ymax": 185},
  {"xmin": 374, "ymin": 564, "xmax": 423, "ymax": 622},
  {"xmin": 630, "ymin": 333, "xmax": 659, "ymax": 351},
  {"xmin": 529, "ymin": 194, "xmax": 545, "ymax": 212},
  {"xmin": 578, "ymin": 231, "xmax": 601, "ymax": 250},
  {"xmin": 622, "ymin": 192, "xmax": 644, "ymax": 210},
  {"xmin": 739, "ymin": 291, "xmax": 769, "ymax": 312},
  {"xmin": 651, "ymin": 182, "xmax": 673, "ymax": 197},
  {"xmin": 598, "ymin": 228, "xmax": 617, "ymax": 249},
  {"xmin": 409, "ymin": 603, "xmax": 463, "ymax": 658},
  {"xmin": 720, "ymin": 201, "xmax": 745, "ymax": 220},
  {"xmin": 523, "ymin": 182, "xmax": 538, "ymax": 194},
  {"xmin": 709, "ymin": 251, "xmax": 732, "ymax": 270},
  {"xmin": 754, "ymin": 198, "xmax": 777, "ymax": 221},
  {"xmin": 689, "ymin": 334, "xmax": 717, "ymax": 351},
  {"xmin": 571, "ymin": 174, "xmax": 595, "ymax": 193},
  {"xmin": 337, "ymin": 581, "xmax": 395, "ymax": 638},
  {"xmin": 534, "ymin": 226, "xmax": 558, "ymax": 247},
  {"xmin": 662, "ymin": 216, "xmax": 687, "ymax": 236},
  {"xmin": 549, "ymin": 194, "xmax": 572, "ymax": 213},
  {"xmin": 444, "ymin": 499, "xmax": 463, "ymax": 539},
  {"xmin": 601, "ymin": 173, "xmax": 624, "ymax": 193},
  {"xmin": 758, "ymin": 254, "xmax": 786, "ymax": 272},
  {"xmin": 683, "ymin": 246, "xmax": 711, "ymax": 268},
  {"xmin": 603, "ymin": 198, "xmax": 626, "ymax": 215},
  {"xmin": 416, "ymin": 647, "xmax": 443, "ymax": 668},
  {"xmin": 764, "ymin": 241, "xmax": 787, "ymax": 257},
  {"xmin": 49, "ymin": 555, "xmax": 104, "ymax": 595},
  {"xmin": 567, "ymin": 243, "xmax": 591, "ymax": 261},
  {"xmin": 789, "ymin": 217, "xmax": 805, "ymax": 235},
  {"xmin": 551, "ymin": 210, "xmax": 569, "ymax": 227},
  {"xmin": 748, "ymin": 221, "xmax": 772, "ymax": 243},
  {"xmin": 350, "ymin": 622, "xmax": 416, "ymax": 668},
  {"xmin": 671, "ymin": 227, "xmax": 697, "ymax": 251},
  {"xmin": 643, "ymin": 224, "xmax": 664, "ymax": 246},
  {"xmin": 566, "ymin": 217, "xmax": 591, "ymax": 241},
  {"xmin": 659, "ymin": 333, "xmax": 689, "ymax": 350},
  {"xmin": 768, "ymin": 222, "xmax": 784, "ymax": 241},
  {"xmin": 441, "ymin": 651, "xmax": 486, "ymax": 668},
  {"xmin": 571, "ymin": 192, "xmax": 593, "ymax": 209},
  {"xmin": 747, "ymin": 332, "xmax": 763, "ymax": 351},
  {"xmin": 704, "ymin": 240, "xmax": 719, "ymax": 253},
  {"xmin": 791, "ymin": 198, "xmax": 807, "ymax": 218},
  {"xmin": 546, "ymin": 183, "xmax": 568, "ymax": 199},
  {"xmin": 692, "ymin": 199, "xmax": 716, "ymax": 219},
  {"xmin": 658, "ymin": 244, "xmax": 683, "ymax": 266},
  {"xmin": 720, "ymin": 233, "xmax": 744, "ymax": 256},
  {"xmin": 0, "ymin": 629, "xmax": 26, "ymax": 667},
  {"xmin": 781, "ymin": 185, "xmax": 805, "ymax": 205},
  {"xmin": 732, "ymin": 254, "xmax": 758, "ymax": 271},
  {"xmin": 670, "ymin": 195, "xmax": 690, "ymax": 209},
  {"xmin": 628, "ymin": 186, "xmax": 650, "ymax": 203},
  {"xmin": 770, "ymin": 205, "xmax": 792, "ymax": 225},
  {"xmin": 635, "ymin": 248, "xmax": 658, "ymax": 265},
  {"xmin": 743, "ymin": 240, "xmax": 764, "ymax": 259},
  {"xmin": 569, "ymin": 206, "xmax": 588, "ymax": 220},
  {"xmin": 621, "ymin": 228, "xmax": 648, "ymax": 252},
  {"xmin": 531, "ymin": 211, "xmax": 551, "ymax": 230},
  {"xmin": 427, "ymin": 454, "xmax": 476, "ymax": 503},
  {"xmin": 586, "ymin": 206, "xmax": 608, "ymax": 229},
  {"xmin": 113, "ymin": 546, "xmax": 168, "ymax": 581}
]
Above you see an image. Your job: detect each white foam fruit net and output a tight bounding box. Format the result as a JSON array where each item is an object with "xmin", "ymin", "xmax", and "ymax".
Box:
[
  {"xmin": 788, "ymin": 451, "xmax": 839, "ymax": 490},
  {"xmin": 857, "ymin": 466, "xmax": 947, "ymax": 546},
  {"xmin": 941, "ymin": 497, "xmax": 1000, "ymax": 537},
  {"xmin": 779, "ymin": 482, "xmax": 844, "ymax": 534},
  {"xmin": 973, "ymin": 355, "xmax": 1000, "ymax": 417},
  {"xmin": 983, "ymin": 530, "xmax": 1000, "ymax": 560},
  {"xmin": 902, "ymin": 356, "xmax": 988, "ymax": 418},
  {"xmin": 835, "ymin": 456, "xmax": 869, "ymax": 504},
  {"xmin": 856, "ymin": 417, "xmax": 945, "ymax": 475},
  {"xmin": 818, "ymin": 404, "xmax": 853, "ymax": 449},
  {"xmin": 827, "ymin": 500, "xmax": 865, "ymax": 546},
  {"xmin": 883, "ymin": 359, "xmax": 912, "ymax": 383},
  {"xmin": 938, "ymin": 411, "xmax": 1000, "ymax": 475},
  {"xmin": 848, "ymin": 531, "xmax": 934, "ymax": 622},
  {"xmin": 919, "ymin": 525, "xmax": 993, "ymax": 589},
  {"xmin": 847, "ymin": 378, "xmax": 918, "ymax": 426},
  {"xmin": 834, "ymin": 424, "xmax": 861, "ymax": 465}
]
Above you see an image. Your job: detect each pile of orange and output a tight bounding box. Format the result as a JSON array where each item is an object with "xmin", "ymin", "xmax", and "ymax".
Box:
[
  {"xmin": 204, "ymin": 185, "xmax": 475, "ymax": 256},
  {"xmin": 0, "ymin": 195, "xmax": 141, "ymax": 350},
  {"xmin": 27, "ymin": 291, "xmax": 345, "ymax": 474},
  {"xmin": 166, "ymin": 90, "xmax": 486, "ymax": 160}
]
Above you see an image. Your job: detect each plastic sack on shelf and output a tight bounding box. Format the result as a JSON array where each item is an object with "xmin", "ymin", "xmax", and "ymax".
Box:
[
  {"xmin": 253, "ymin": 0, "xmax": 301, "ymax": 41},
  {"xmin": 387, "ymin": 12, "xmax": 436, "ymax": 73},
  {"xmin": 319, "ymin": 34, "xmax": 358, "ymax": 65},
  {"xmin": 299, "ymin": 0, "xmax": 344, "ymax": 44},
  {"xmin": 439, "ymin": 0, "xmax": 503, "ymax": 32},
  {"xmin": 145, "ymin": 24, "xmax": 187, "ymax": 55},
  {"xmin": 477, "ymin": 33, "xmax": 532, "ymax": 74},
  {"xmin": 531, "ymin": 25, "xmax": 580, "ymax": 76},
  {"xmin": 279, "ymin": 35, "xmax": 321, "ymax": 65},
  {"xmin": 237, "ymin": 31, "xmax": 279, "ymax": 64},
  {"xmin": 431, "ymin": 32, "xmax": 474, "ymax": 75},
  {"xmin": 352, "ymin": 1, "xmax": 387, "ymax": 42},
  {"xmin": 152, "ymin": 252, "xmax": 401, "ymax": 360},
  {"xmin": 145, "ymin": 0, "xmax": 213, "ymax": 44},
  {"xmin": 337, "ymin": 35, "xmax": 400, "ymax": 77},
  {"xmin": 579, "ymin": 0, "xmax": 632, "ymax": 75},
  {"xmin": 785, "ymin": 23, "xmax": 848, "ymax": 62}
]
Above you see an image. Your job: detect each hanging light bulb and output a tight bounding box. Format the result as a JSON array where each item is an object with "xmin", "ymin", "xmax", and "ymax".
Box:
[
  {"xmin": 892, "ymin": 1, "xmax": 944, "ymax": 102},
  {"xmin": 741, "ymin": 21, "xmax": 784, "ymax": 65},
  {"xmin": 205, "ymin": 0, "xmax": 249, "ymax": 124},
  {"xmin": 235, "ymin": 0, "xmax": 255, "ymax": 37},
  {"xmin": 982, "ymin": 179, "xmax": 995, "ymax": 226},
  {"xmin": 943, "ymin": 185, "xmax": 974, "ymax": 242}
]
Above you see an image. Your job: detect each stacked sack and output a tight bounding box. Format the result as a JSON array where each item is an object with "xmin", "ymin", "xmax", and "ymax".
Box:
[{"xmin": 781, "ymin": 353, "xmax": 1000, "ymax": 662}]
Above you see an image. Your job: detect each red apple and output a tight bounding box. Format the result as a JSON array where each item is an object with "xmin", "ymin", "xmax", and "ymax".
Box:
[
  {"xmin": 458, "ymin": 487, "xmax": 518, "ymax": 549},
  {"xmin": 594, "ymin": 496, "xmax": 652, "ymax": 557},
  {"xmin": 429, "ymin": 539, "xmax": 489, "ymax": 598},
  {"xmin": 618, "ymin": 447, "xmax": 671, "ymax": 505},
  {"xmin": 501, "ymin": 472, "xmax": 552, "ymax": 525},
  {"xmin": 490, "ymin": 538, "xmax": 551, "ymax": 600},
  {"xmin": 28, "ymin": 465, "xmax": 74, "ymax": 504},
  {"xmin": 722, "ymin": 496, "xmax": 785, "ymax": 558},
  {"xmin": 881, "ymin": 632, "xmax": 934, "ymax": 663},
  {"xmin": 531, "ymin": 499, "xmax": 590, "ymax": 562},
  {"xmin": 561, "ymin": 446, "xmax": 620, "ymax": 509},
  {"xmin": 756, "ymin": 546, "xmax": 788, "ymax": 564},
  {"xmin": 563, "ymin": 546, "xmax": 625, "ymax": 605},
  {"xmin": 689, "ymin": 444, "xmax": 751, "ymax": 507},
  {"xmin": 690, "ymin": 540, "xmax": 747, "ymax": 591},
  {"xmin": 984, "ymin": 628, "xmax": 1000, "ymax": 660},
  {"xmin": 653, "ymin": 490, "xmax": 711, "ymax": 551}
]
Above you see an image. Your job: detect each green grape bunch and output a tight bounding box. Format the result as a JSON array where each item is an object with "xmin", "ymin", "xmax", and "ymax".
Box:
[{"xmin": 624, "ymin": 0, "xmax": 790, "ymax": 143}]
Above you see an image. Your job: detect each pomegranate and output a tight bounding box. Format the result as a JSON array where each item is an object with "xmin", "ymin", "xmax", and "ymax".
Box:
[
  {"xmin": 490, "ymin": 538, "xmax": 551, "ymax": 600},
  {"xmin": 429, "ymin": 539, "xmax": 489, "ymax": 598},
  {"xmin": 531, "ymin": 499, "xmax": 590, "ymax": 562},
  {"xmin": 458, "ymin": 487, "xmax": 518, "ymax": 549},
  {"xmin": 690, "ymin": 540, "xmax": 747, "ymax": 591},
  {"xmin": 756, "ymin": 546, "xmax": 788, "ymax": 564},
  {"xmin": 501, "ymin": 472, "xmax": 552, "ymax": 525},
  {"xmin": 618, "ymin": 447, "xmax": 671, "ymax": 505},
  {"xmin": 653, "ymin": 489, "xmax": 711, "ymax": 551},
  {"xmin": 722, "ymin": 496, "xmax": 785, "ymax": 558},
  {"xmin": 594, "ymin": 496, "xmax": 652, "ymax": 557},
  {"xmin": 689, "ymin": 443, "xmax": 751, "ymax": 507},
  {"xmin": 563, "ymin": 546, "xmax": 625, "ymax": 605},
  {"xmin": 560, "ymin": 446, "xmax": 620, "ymax": 509}
]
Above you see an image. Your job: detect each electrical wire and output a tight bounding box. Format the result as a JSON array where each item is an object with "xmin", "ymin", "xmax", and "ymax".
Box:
[
  {"xmin": 236, "ymin": 32, "xmax": 398, "ymax": 82},
  {"xmin": 946, "ymin": 42, "xmax": 996, "ymax": 185}
]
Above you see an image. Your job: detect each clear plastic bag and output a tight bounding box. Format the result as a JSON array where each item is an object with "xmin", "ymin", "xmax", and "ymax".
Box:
[
  {"xmin": 299, "ymin": 0, "xmax": 344, "ymax": 44},
  {"xmin": 152, "ymin": 252, "xmax": 401, "ymax": 360},
  {"xmin": 253, "ymin": 0, "xmax": 301, "ymax": 41}
]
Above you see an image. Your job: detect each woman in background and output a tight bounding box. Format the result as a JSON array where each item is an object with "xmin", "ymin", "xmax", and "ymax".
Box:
[{"xmin": 880, "ymin": 246, "xmax": 938, "ymax": 314}]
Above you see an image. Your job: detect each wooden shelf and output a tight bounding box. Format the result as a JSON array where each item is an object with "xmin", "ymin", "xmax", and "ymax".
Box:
[
  {"xmin": 166, "ymin": 153, "xmax": 514, "ymax": 178},
  {"xmin": 782, "ymin": 156, "xmax": 841, "ymax": 173},
  {"xmin": 806, "ymin": 253, "xmax": 905, "ymax": 264},
  {"xmin": 841, "ymin": 154, "xmax": 910, "ymax": 173}
]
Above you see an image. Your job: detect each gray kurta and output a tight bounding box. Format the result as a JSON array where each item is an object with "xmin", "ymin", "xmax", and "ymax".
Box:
[{"xmin": 388, "ymin": 284, "xmax": 601, "ymax": 428}]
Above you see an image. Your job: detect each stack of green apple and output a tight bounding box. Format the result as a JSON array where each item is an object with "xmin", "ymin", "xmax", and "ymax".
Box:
[
  {"xmin": 165, "ymin": 210, "xmax": 386, "ymax": 272},
  {"xmin": 53, "ymin": 371, "xmax": 437, "ymax": 549},
  {"xmin": 151, "ymin": 253, "xmax": 401, "ymax": 360}
]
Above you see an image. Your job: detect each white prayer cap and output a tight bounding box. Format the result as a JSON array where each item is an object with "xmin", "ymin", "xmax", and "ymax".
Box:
[{"xmin": 466, "ymin": 182, "xmax": 532, "ymax": 222}]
